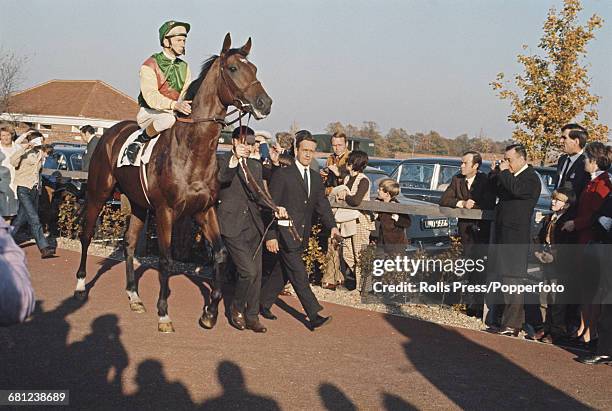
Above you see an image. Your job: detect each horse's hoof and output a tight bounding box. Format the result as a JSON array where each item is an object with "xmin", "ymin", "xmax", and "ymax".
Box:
[
  {"xmin": 158, "ymin": 321, "xmax": 175, "ymax": 333},
  {"xmin": 199, "ymin": 309, "xmax": 218, "ymax": 330},
  {"xmin": 73, "ymin": 290, "xmax": 88, "ymax": 301},
  {"xmin": 129, "ymin": 301, "xmax": 146, "ymax": 313}
]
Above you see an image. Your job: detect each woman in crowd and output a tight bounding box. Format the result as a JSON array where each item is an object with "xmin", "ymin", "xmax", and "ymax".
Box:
[
  {"xmin": 334, "ymin": 150, "xmax": 375, "ymax": 292},
  {"xmin": 562, "ymin": 141, "xmax": 612, "ymax": 348},
  {"xmin": 10, "ymin": 132, "xmax": 56, "ymax": 258},
  {"xmin": 0, "ymin": 125, "xmax": 19, "ymax": 220}
]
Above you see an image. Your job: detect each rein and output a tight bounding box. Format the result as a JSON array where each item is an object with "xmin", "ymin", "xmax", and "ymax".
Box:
[
  {"xmin": 234, "ymin": 115, "xmax": 303, "ymax": 251},
  {"xmin": 175, "ymin": 107, "xmax": 248, "ymax": 126}
]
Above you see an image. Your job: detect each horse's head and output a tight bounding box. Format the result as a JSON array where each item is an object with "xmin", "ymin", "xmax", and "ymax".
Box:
[{"xmin": 218, "ymin": 33, "xmax": 272, "ymax": 120}]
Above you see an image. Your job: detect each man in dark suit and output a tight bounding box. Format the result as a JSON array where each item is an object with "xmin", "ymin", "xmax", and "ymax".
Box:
[
  {"xmin": 80, "ymin": 125, "xmax": 99, "ymax": 171},
  {"xmin": 440, "ymin": 151, "xmax": 496, "ymax": 251},
  {"xmin": 217, "ymin": 126, "xmax": 273, "ymax": 333},
  {"xmin": 440, "ymin": 151, "xmax": 496, "ymax": 316},
  {"xmin": 552, "ymin": 123, "xmax": 590, "ymax": 337},
  {"xmin": 553, "ymin": 124, "xmax": 590, "ymax": 209},
  {"xmin": 259, "ymin": 130, "xmax": 340, "ymax": 330},
  {"xmin": 490, "ymin": 144, "xmax": 542, "ymax": 336}
]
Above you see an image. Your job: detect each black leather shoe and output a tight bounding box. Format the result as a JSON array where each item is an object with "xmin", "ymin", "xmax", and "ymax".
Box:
[
  {"xmin": 245, "ymin": 318, "xmax": 267, "ymax": 333},
  {"xmin": 309, "ymin": 315, "xmax": 332, "ymax": 331},
  {"xmin": 498, "ymin": 327, "xmax": 520, "ymax": 337},
  {"xmin": 40, "ymin": 247, "xmax": 56, "ymax": 259},
  {"xmin": 576, "ymin": 355, "xmax": 611, "ymax": 365},
  {"xmin": 229, "ymin": 306, "xmax": 246, "ymax": 330},
  {"xmin": 260, "ymin": 307, "xmax": 277, "ymax": 320}
]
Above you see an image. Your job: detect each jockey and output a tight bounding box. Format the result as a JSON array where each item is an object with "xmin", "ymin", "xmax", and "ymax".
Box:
[{"xmin": 124, "ymin": 20, "xmax": 193, "ymax": 164}]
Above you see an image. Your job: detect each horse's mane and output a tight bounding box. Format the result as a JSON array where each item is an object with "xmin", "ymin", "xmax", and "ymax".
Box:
[{"xmin": 184, "ymin": 48, "xmax": 248, "ymax": 101}]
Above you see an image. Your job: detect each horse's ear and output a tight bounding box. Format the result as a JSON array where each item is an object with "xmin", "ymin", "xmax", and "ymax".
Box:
[
  {"xmin": 221, "ymin": 33, "xmax": 232, "ymax": 54},
  {"xmin": 240, "ymin": 37, "xmax": 252, "ymax": 56}
]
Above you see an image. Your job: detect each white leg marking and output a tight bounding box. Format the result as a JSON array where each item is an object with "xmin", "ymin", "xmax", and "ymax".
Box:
[{"xmin": 75, "ymin": 278, "xmax": 86, "ymax": 292}]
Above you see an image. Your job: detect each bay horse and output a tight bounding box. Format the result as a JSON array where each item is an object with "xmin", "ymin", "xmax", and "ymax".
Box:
[{"xmin": 74, "ymin": 33, "xmax": 272, "ymax": 332}]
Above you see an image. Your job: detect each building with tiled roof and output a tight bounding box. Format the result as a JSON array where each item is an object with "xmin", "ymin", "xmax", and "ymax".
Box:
[{"xmin": 0, "ymin": 80, "xmax": 138, "ymax": 142}]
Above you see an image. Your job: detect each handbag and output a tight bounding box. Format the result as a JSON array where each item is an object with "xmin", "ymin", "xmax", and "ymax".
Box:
[{"xmin": 333, "ymin": 207, "xmax": 361, "ymax": 223}]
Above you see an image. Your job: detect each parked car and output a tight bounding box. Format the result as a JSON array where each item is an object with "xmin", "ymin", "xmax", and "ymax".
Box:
[
  {"xmin": 533, "ymin": 165, "xmax": 557, "ymax": 192},
  {"xmin": 366, "ymin": 158, "xmax": 401, "ymax": 175},
  {"xmin": 389, "ymin": 157, "xmax": 553, "ymax": 237},
  {"xmin": 42, "ymin": 144, "xmax": 87, "ymax": 198},
  {"xmin": 42, "ymin": 143, "xmax": 121, "ymax": 206}
]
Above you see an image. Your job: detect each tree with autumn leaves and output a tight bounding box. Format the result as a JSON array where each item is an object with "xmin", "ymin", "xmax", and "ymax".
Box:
[{"xmin": 491, "ymin": 0, "xmax": 608, "ymax": 164}]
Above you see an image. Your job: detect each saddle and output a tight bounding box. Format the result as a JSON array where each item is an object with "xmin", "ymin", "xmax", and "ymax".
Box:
[
  {"xmin": 117, "ymin": 129, "xmax": 161, "ymax": 206},
  {"xmin": 117, "ymin": 129, "xmax": 160, "ymax": 168}
]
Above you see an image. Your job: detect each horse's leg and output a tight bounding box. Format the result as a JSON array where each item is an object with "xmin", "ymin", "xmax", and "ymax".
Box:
[
  {"xmin": 124, "ymin": 203, "xmax": 147, "ymax": 313},
  {"xmin": 196, "ymin": 207, "xmax": 227, "ymax": 329},
  {"xmin": 74, "ymin": 197, "xmax": 106, "ymax": 300},
  {"xmin": 155, "ymin": 207, "xmax": 175, "ymax": 333}
]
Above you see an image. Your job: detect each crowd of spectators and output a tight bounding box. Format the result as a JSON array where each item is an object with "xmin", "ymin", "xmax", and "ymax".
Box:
[
  {"xmin": 1, "ymin": 120, "xmax": 610, "ymax": 366},
  {"xmin": 432, "ymin": 123, "xmax": 612, "ymax": 365}
]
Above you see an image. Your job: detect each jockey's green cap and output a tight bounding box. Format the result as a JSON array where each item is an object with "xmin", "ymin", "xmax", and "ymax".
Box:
[{"xmin": 159, "ymin": 20, "xmax": 190, "ymax": 46}]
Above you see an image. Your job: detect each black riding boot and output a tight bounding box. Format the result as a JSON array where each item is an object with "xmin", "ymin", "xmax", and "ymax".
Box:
[{"xmin": 124, "ymin": 131, "xmax": 152, "ymax": 164}]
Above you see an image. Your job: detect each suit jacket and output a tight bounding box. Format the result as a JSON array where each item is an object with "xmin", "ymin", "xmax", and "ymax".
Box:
[
  {"xmin": 82, "ymin": 136, "xmax": 100, "ymax": 171},
  {"xmin": 216, "ymin": 152, "xmax": 266, "ymax": 238},
  {"xmin": 439, "ymin": 172, "xmax": 496, "ymax": 210},
  {"xmin": 439, "ymin": 172, "xmax": 495, "ymax": 246},
  {"xmin": 537, "ymin": 211, "xmax": 575, "ymax": 246},
  {"xmin": 553, "ymin": 153, "xmax": 589, "ymax": 201},
  {"xmin": 574, "ymin": 172, "xmax": 612, "ymax": 244},
  {"xmin": 267, "ymin": 161, "xmax": 336, "ymax": 250},
  {"xmin": 374, "ymin": 198, "xmax": 411, "ymax": 255},
  {"xmin": 491, "ymin": 166, "xmax": 541, "ymax": 278},
  {"xmin": 536, "ymin": 211, "xmax": 575, "ymax": 280}
]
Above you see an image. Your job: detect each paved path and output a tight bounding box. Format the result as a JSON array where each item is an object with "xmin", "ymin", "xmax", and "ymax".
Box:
[{"xmin": 1, "ymin": 245, "xmax": 611, "ymax": 410}]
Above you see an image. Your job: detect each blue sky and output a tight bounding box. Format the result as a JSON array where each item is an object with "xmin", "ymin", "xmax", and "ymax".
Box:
[{"xmin": 1, "ymin": 0, "xmax": 610, "ymax": 140}]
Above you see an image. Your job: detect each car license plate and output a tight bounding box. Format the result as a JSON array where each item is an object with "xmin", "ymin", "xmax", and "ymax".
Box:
[{"xmin": 422, "ymin": 218, "xmax": 449, "ymax": 229}]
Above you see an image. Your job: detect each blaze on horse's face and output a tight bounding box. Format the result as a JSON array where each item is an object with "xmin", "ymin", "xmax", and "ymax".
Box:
[{"xmin": 220, "ymin": 34, "xmax": 272, "ymax": 120}]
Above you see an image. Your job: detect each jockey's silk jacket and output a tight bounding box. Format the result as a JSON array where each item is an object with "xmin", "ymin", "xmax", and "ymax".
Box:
[{"xmin": 138, "ymin": 51, "xmax": 192, "ymax": 111}]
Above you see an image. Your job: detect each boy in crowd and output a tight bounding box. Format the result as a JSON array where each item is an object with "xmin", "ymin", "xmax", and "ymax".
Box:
[
  {"xmin": 372, "ymin": 178, "xmax": 411, "ymax": 255},
  {"xmin": 533, "ymin": 186, "xmax": 577, "ymax": 343}
]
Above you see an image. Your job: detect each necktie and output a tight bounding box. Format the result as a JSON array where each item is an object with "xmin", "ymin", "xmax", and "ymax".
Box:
[
  {"xmin": 558, "ymin": 157, "xmax": 571, "ymax": 188},
  {"xmin": 303, "ymin": 168, "xmax": 310, "ymax": 197}
]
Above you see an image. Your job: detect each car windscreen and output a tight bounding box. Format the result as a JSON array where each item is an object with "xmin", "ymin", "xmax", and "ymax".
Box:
[
  {"xmin": 365, "ymin": 170, "xmax": 390, "ymax": 197},
  {"xmin": 44, "ymin": 153, "xmax": 68, "ymax": 170},
  {"xmin": 70, "ymin": 153, "xmax": 83, "ymax": 171},
  {"xmin": 436, "ymin": 165, "xmax": 460, "ymax": 191},
  {"xmin": 398, "ymin": 163, "xmax": 435, "ymax": 189}
]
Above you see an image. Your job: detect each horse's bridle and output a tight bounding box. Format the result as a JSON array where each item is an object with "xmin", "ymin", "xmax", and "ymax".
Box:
[
  {"xmin": 176, "ymin": 52, "xmax": 302, "ymax": 247},
  {"xmin": 176, "ymin": 52, "xmax": 260, "ymax": 126}
]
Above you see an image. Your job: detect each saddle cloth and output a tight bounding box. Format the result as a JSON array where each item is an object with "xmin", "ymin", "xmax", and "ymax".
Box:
[{"xmin": 117, "ymin": 129, "xmax": 160, "ymax": 168}]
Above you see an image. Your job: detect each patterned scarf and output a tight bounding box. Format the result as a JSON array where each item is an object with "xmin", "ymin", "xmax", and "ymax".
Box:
[{"xmin": 152, "ymin": 52, "xmax": 188, "ymax": 93}]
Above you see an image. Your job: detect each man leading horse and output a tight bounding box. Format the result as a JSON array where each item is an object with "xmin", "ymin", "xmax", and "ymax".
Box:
[{"xmin": 75, "ymin": 27, "xmax": 272, "ymax": 333}]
